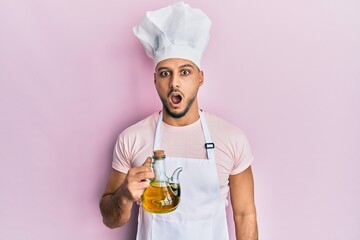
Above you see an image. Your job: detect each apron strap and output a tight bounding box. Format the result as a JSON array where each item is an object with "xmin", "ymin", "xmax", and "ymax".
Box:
[
  {"xmin": 153, "ymin": 111, "xmax": 163, "ymax": 151},
  {"xmin": 199, "ymin": 110, "xmax": 215, "ymax": 161},
  {"xmin": 153, "ymin": 110, "xmax": 215, "ymax": 161}
]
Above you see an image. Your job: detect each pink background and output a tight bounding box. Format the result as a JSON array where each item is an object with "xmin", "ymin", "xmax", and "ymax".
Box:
[{"xmin": 1, "ymin": 0, "xmax": 359, "ymax": 239}]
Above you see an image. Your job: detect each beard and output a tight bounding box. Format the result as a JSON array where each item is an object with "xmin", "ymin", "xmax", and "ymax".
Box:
[{"xmin": 160, "ymin": 94, "xmax": 197, "ymax": 119}]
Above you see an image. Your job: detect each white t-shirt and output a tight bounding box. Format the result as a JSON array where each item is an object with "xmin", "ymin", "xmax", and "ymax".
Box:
[{"xmin": 112, "ymin": 111, "xmax": 254, "ymax": 204}]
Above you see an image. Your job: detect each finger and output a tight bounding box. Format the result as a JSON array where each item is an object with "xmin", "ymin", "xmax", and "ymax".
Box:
[
  {"xmin": 127, "ymin": 181, "xmax": 150, "ymax": 197},
  {"xmin": 137, "ymin": 180, "xmax": 151, "ymax": 189},
  {"xmin": 127, "ymin": 169, "xmax": 154, "ymax": 184},
  {"xmin": 128, "ymin": 164, "xmax": 152, "ymax": 176},
  {"xmin": 142, "ymin": 157, "xmax": 152, "ymax": 167},
  {"xmin": 137, "ymin": 171, "xmax": 155, "ymax": 181}
]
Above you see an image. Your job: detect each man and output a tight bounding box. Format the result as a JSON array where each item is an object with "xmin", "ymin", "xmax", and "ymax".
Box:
[{"xmin": 100, "ymin": 2, "xmax": 258, "ymax": 240}]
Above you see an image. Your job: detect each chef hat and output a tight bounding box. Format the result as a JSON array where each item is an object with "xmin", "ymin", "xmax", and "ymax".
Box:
[{"xmin": 133, "ymin": 1, "xmax": 212, "ymax": 68}]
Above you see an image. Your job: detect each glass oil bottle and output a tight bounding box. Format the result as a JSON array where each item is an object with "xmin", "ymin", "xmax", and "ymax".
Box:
[{"xmin": 141, "ymin": 150, "xmax": 182, "ymax": 214}]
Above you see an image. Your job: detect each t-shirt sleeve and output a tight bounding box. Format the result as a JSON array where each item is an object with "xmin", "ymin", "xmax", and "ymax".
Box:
[
  {"xmin": 112, "ymin": 133, "xmax": 132, "ymax": 174},
  {"xmin": 230, "ymin": 132, "xmax": 254, "ymax": 175}
]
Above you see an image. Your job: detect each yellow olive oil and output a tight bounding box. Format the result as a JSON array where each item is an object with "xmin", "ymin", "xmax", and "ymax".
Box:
[{"xmin": 141, "ymin": 182, "xmax": 180, "ymax": 214}]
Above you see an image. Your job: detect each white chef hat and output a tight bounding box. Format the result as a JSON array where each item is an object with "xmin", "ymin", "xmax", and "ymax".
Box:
[{"xmin": 133, "ymin": 1, "xmax": 212, "ymax": 68}]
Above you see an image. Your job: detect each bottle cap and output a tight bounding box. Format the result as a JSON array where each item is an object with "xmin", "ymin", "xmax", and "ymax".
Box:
[{"xmin": 153, "ymin": 150, "xmax": 165, "ymax": 159}]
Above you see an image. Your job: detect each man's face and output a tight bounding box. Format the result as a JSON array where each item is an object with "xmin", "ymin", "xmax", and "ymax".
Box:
[{"xmin": 154, "ymin": 58, "xmax": 204, "ymax": 119}]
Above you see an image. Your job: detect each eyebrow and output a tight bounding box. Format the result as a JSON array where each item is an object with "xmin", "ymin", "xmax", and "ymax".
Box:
[
  {"xmin": 157, "ymin": 66, "xmax": 169, "ymax": 72},
  {"xmin": 179, "ymin": 64, "xmax": 195, "ymax": 69},
  {"xmin": 156, "ymin": 64, "xmax": 195, "ymax": 72}
]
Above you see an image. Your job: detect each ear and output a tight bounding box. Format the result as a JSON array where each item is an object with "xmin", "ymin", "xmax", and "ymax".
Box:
[
  {"xmin": 153, "ymin": 73, "xmax": 156, "ymax": 84},
  {"xmin": 199, "ymin": 70, "xmax": 204, "ymax": 86}
]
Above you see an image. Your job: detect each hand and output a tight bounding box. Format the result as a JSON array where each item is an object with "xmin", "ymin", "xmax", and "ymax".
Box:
[{"xmin": 120, "ymin": 157, "xmax": 154, "ymax": 202}]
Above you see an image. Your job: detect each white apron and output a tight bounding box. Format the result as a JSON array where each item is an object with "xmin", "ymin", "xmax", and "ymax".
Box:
[{"xmin": 136, "ymin": 111, "xmax": 229, "ymax": 240}]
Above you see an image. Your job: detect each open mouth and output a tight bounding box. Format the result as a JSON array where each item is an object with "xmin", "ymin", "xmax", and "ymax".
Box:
[{"xmin": 169, "ymin": 92, "xmax": 183, "ymax": 105}]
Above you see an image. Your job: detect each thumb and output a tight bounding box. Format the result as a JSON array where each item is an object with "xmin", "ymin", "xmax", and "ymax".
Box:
[{"xmin": 142, "ymin": 157, "xmax": 152, "ymax": 167}]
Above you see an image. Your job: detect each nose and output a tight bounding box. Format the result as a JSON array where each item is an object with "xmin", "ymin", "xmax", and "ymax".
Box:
[{"xmin": 169, "ymin": 74, "xmax": 180, "ymax": 89}]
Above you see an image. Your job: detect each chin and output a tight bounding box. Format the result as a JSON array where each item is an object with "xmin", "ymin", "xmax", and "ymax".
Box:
[{"xmin": 165, "ymin": 108, "xmax": 187, "ymax": 119}]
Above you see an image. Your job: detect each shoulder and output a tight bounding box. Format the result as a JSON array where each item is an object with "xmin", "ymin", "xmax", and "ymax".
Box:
[
  {"xmin": 114, "ymin": 112, "xmax": 159, "ymax": 164},
  {"xmin": 203, "ymin": 111, "xmax": 245, "ymax": 136},
  {"xmin": 203, "ymin": 111, "xmax": 254, "ymax": 174},
  {"xmin": 118, "ymin": 112, "xmax": 159, "ymax": 141},
  {"xmin": 203, "ymin": 111, "xmax": 251, "ymax": 149}
]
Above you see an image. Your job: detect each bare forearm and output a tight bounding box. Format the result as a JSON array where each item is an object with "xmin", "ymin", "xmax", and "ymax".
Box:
[
  {"xmin": 234, "ymin": 213, "xmax": 258, "ymax": 240},
  {"xmin": 99, "ymin": 188, "xmax": 133, "ymax": 229},
  {"xmin": 100, "ymin": 160, "xmax": 153, "ymax": 229}
]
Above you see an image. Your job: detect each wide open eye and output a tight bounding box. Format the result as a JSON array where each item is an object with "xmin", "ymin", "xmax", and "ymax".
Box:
[
  {"xmin": 160, "ymin": 71, "xmax": 170, "ymax": 77},
  {"xmin": 181, "ymin": 69, "xmax": 190, "ymax": 75}
]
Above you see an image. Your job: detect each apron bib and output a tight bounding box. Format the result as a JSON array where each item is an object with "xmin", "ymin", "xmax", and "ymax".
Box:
[{"xmin": 136, "ymin": 111, "xmax": 229, "ymax": 240}]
